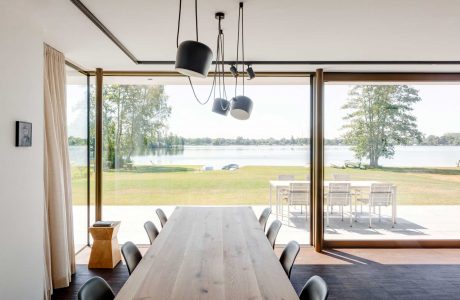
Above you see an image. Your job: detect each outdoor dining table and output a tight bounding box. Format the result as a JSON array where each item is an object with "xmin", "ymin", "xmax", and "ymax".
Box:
[
  {"xmin": 269, "ymin": 180, "xmax": 397, "ymax": 224},
  {"xmin": 115, "ymin": 206, "xmax": 299, "ymax": 300}
]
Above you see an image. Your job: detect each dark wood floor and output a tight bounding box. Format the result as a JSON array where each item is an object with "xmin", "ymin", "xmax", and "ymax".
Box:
[{"xmin": 52, "ymin": 248, "xmax": 460, "ymax": 300}]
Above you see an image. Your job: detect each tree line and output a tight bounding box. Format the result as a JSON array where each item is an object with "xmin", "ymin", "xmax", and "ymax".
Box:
[
  {"xmin": 71, "ymin": 83, "xmax": 458, "ymax": 169},
  {"xmin": 69, "ymin": 132, "xmax": 460, "ymax": 148}
]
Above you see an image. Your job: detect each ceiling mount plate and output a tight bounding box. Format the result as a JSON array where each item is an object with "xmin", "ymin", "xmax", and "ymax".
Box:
[{"xmin": 215, "ymin": 12, "xmax": 225, "ymax": 20}]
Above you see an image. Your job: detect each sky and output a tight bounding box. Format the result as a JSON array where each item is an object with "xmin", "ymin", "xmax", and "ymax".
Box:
[
  {"xmin": 67, "ymin": 82, "xmax": 460, "ymax": 139},
  {"xmin": 165, "ymin": 84, "xmax": 310, "ymax": 139}
]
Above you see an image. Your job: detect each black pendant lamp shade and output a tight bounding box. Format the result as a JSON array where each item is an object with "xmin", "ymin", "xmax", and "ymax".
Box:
[
  {"xmin": 212, "ymin": 98, "xmax": 230, "ymax": 116},
  {"xmin": 175, "ymin": 41, "xmax": 213, "ymax": 78},
  {"xmin": 230, "ymin": 95, "xmax": 253, "ymax": 120}
]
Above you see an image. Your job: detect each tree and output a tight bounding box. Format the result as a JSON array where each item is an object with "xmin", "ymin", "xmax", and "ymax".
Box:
[
  {"xmin": 342, "ymin": 85, "xmax": 422, "ymax": 167},
  {"xmin": 90, "ymin": 84, "xmax": 171, "ymax": 169}
]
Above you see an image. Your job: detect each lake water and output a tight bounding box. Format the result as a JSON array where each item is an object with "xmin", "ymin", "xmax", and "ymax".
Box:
[{"xmin": 69, "ymin": 145, "xmax": 460, "ymax": 168}]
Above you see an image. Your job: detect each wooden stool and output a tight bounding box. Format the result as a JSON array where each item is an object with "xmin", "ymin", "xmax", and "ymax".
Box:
[{"xmin": 88, "ymin": 221, "xmax": 121, "ymax": 269}]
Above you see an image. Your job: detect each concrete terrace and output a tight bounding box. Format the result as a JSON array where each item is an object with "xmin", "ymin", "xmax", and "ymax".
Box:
[{"xmin": 73, "ymin": 204, "xmax": 460, "ymax": 249}]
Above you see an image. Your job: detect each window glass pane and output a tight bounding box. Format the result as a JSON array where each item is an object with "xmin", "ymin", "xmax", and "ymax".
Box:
[
  {"xmin": 66, "ymin": 66, "xmax": 89, "ymax": 251},
  {"xmin": 89, "ymin": 76, "xmax": 96, "ymax": 234},
  {"xmin": 100, "ymin": 77, "xmax": 311, "ymax": 245},
  {"xmin": 324, "ymin": 82, "xmax": 460, "ymax": 240}
]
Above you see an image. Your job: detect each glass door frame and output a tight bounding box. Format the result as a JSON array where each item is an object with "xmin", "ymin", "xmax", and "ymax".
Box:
[
  {"xmin": 66, "ymin": 61, "xmax": 92, "ymax": 252},
  {"xmin": 314, "ymin": 71, "xmax": 460, "ymax": 250},
  {"xmin": 92, "ymin": 71, "xmax": 315, "ymax": 245},
  {"xmin": 90, "ymin": 69, "xmax": 460, "ymax": 250}
]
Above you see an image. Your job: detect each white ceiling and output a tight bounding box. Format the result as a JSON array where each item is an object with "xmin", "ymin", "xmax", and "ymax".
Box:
[{"xmin": 29, "ymin": 0, "xmax": 460, "ymax": 72}]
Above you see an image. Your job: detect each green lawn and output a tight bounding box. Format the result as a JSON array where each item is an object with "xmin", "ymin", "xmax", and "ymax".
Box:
[{"xmin": 71, "ymin": 165, "xmax": 460, "ymax": 206}]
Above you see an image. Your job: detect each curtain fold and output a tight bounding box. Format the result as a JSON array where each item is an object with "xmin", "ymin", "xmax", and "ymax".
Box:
[{"xmin": 43, "ymin": 44, "xmax": 75, "ymax": 299}]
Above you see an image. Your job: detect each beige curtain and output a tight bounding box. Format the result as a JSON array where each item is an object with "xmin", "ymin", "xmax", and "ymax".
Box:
[{"xmin": 43, "ymin": 44, "xmax": 75, "ymax": 299}]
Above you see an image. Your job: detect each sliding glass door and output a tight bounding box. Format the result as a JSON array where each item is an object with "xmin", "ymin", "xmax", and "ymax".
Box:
[
  {"xmin": 66, "ymin": 65, "xmax": 90, "ymax": 252},
  {"xmin": 87, "ymin": 70, "xmax": 460, "ymax": 249},
  {"xmin": 323, "ymin": 77, "xmax": 460, "ymax": 243},
  {"xmin": 97, "ymin": 75, "xmax": 312, "ymax": 245}
]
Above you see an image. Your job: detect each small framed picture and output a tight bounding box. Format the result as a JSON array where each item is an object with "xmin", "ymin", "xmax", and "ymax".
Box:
[{"xmin": 16, "ymin": 121, "xmax": 32, "ymax": 147}]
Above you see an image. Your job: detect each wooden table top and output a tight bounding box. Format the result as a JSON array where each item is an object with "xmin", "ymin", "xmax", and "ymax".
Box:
[{"xmin": 116, "ymin": 207, "xmax": 299, "ymax": 300}]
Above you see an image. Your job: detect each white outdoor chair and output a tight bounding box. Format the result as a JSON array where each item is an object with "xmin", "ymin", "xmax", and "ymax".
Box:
[
  {"xmin": 286, "ymin": 182, "xmax": 310, "ymax": 225},
  {"xmin": 330, "ymin": 174, "xmax": 351, "ymax": 214},
  {"xmin": 278, "ymin": 174, "xmax": 295, "ymax": 181},
  {"xmin": 332, "ymin": 173, "xmax": 350, "ymax": 181},
  {"xmin": 277, "ymin": 174, "xmax": 295, "ymax": 206},
  {"xmin": 326, "ymin": 183, "xmax": 352, "ymax": 227},
  {"xmin": 356, "ymin": 183, "xmax": 394, "ymax": 227}
]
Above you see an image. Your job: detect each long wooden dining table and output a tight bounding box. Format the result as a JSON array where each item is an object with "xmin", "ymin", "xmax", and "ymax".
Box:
[{"xmin": 115, "ymin": 206, "xmax": 299, "ymax": 300}]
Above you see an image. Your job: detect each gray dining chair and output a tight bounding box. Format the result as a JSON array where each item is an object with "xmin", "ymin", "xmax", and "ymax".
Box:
[
  {"xmin": 156, "ymin": 208, "xmax": 168, "ymax": 228},
  {"xmin": 266, "ymin": 220, "xmax": 282, "ymax": 249},
  {"xmin": 121, "ymin": 241, "xmax": 142, "ymax": 275},
  {"xmin": 258, "ymin": 207, "xmax": 272, "ymax": 231},
  {"xmin": 144, "ymin": 221, "xmax": 159, "ymax": 244},
  {"xmin": 77, "ymin": 276, "xmax": 115, "ymax": 300},
  {"xmin": 279, "ymin": 240, "xmax": 300, "ymax": 278},
  {"xmin": 299, "ymin": 275, "xmax": 329, "ymax": 300}
]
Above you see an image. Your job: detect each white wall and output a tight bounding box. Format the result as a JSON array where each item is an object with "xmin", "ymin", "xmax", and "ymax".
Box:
[{"xmin": 0, "ymin": 4, "xmax": 45, "ymax": 300}]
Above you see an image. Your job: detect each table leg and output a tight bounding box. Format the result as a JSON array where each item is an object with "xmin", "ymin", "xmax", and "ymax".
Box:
[
  {"xmin": 279, "ymin": 188, "xmax": 283, "ymax": 222},
  {"xmin": 275, "ymin": 187, "xmax": 279, "ymax": 220},
  {"xmin": 269, "ymin": 184, "xmax": 272, "ymax": 211}
]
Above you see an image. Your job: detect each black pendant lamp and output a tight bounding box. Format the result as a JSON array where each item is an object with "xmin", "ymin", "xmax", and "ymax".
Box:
[
  {"xmin": 175, "ymin": 0, "xmax": 213, "ymax": 78},
  {"xmin": 230, "ymin": 2, "xmax": 253, "ymax": 120}
]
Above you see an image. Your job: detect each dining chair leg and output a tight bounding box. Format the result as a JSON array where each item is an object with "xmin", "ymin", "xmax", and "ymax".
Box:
[
  {"xmin": 281, "ymin": 198, "xmax": 284, "ymax": 222},
  {"xmin": 369, "ymin": 204, "xmax": 372, "ymax": 228},
  {"xmin": 354, "ymin": 200, "xmax": 357, "ymax": 222},
  {"xmin": 287, "ymin": 201, "xmax": 290, "ymax": 226},
  {"xmin": 349, "ymin": 201, "xmax": 353, "ymax": 227}
]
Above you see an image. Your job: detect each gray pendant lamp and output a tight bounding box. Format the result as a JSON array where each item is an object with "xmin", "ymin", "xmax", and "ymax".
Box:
[
  {"xmin": 175, "ymin": 0, "xmax": 213, "ymax": 78},
  {"xmin": 212, "ymin": 98, "xmax": 230, "ymax": 115},
  {"xmin": 211, "ymin": 13, "xmax": 231, "ymax": 116},
  {"xmin": 231, "ymin": 95, "xmax": 252, "ymax": 120},
  {"xmin": 230, "ymin": 2, "xmax": 253, "ymax": 120}
]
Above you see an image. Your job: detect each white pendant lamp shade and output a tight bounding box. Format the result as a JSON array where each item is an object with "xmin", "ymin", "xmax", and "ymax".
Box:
[
  {"xmin": 175, "ymin": 40, "xmax": 213, "ymax": 78},
  {"xmin": 212, "ymin": 98, "xmax": 230, "ymax": 116},
  {"xmin": 230, "ymin": 95, "xmax": 253, "ymax": 120}
]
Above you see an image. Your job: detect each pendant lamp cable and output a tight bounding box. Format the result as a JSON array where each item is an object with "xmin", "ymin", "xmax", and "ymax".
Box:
[
  {"xmin": 218, "ymin": 20, "xmax": 230, "ymax": 111},
  {"xmin": 177, "ymin": 0, "xmax": 216, "ymax": 105},
  {"xmin": 234, "ymin": 4, "xmax": 240, "ymax": 98},
  {"xmin": 241, "ymin": 2, "xmax": 245, "ymax": 95},
  {"xmin": 234, "ymin": 3, "xmax": 245, "ymax": 98}
]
